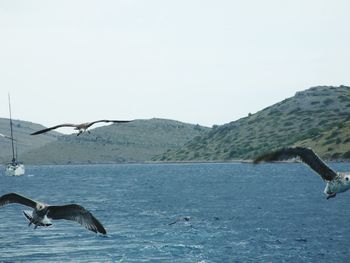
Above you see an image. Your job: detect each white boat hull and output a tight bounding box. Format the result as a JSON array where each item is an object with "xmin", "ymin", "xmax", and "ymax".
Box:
[
  {"xmin": 3, "ymin": 95, "xmax": 25, "ymax": 177},
  {"xmin": 5, "ymin": 163, "xmax": 25, "ymax": 176}
]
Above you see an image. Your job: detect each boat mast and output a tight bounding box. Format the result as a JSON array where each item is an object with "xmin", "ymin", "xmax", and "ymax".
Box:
[{"xmin": 8, "ymin": 94, "xmax": 16, "ymax": 164}]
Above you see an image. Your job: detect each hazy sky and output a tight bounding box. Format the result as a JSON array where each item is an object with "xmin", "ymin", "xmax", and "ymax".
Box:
[{"xmin": 0, "ymin": 0, "xmax": 349, "ymax": 130}]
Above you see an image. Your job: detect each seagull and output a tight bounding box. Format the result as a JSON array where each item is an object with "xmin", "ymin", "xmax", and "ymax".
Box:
[
  {"xmin": 30, "ymin": 119, "xmax": 132, "ymax": 136},
  {"xmin": 254, "ymin": 147, "xmax": 350, "ymax": 199},
  {"xmin": 0, "ymin": 193, "xmax": 107, "ymax": 234}
]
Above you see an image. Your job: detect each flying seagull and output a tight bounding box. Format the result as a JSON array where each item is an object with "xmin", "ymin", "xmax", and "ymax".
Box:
[
  {"xmin": 31, "ymin": 119, "xmax": 132, "ymax": 136},
  {"xmin": 254, "ymin": 147, "xmax": 350, "ymax": 199},
  {"xmin": 0, "ymin": 193, "xmax": 107, "ymax": 234}
]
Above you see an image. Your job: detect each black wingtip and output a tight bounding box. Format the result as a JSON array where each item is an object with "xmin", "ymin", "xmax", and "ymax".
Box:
[
  {"xmin": 253, "ymin": 151, "xmax": 276, "ymax": 164},
  {"xmin": 111, "ymin": 120, "xmax": 133, "ymax": 123},
  {"xmin": 253, "ymin": 155, "xmax": 263, "ymax": 164},
  {"xmin": 30, "ymin": 131, "xmax": 43, "ymax": 135},
  {"xmin": 91, "ymin": 215, "xmax": 107, "ymax": 235},
  {"xmin": 99, "ymin": 227, "xmax": 107, "ymax": 235},
  {"xmin": 253, "ymin": 147, "xmax": 294, "ymax": 164},
  {"xmin": 92, "ymin": 224, "xmax": 107, "ymax": 235}
]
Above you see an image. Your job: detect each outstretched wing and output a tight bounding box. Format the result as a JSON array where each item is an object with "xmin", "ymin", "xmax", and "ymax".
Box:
[
  {"xmin": 47, "ymin": 204, "xmax": 107, "ymax": 234},
  {"xmin": 31, "ymin": 124, "xmax": 77, "ymax": 135},
  {"xmin": 87, "ymin": 119, "xmax": 132, "ymax": 128},
  {"xmin": 0, "ymin": 193, "xmax": 37, "ymax": 208},
  {"xmin": 254, "ymin": 147, "xmax": 337, "ymax": 181},
  {"xmin": 0, "ymin": 133, "xmax": 14, "ymax": 140}
]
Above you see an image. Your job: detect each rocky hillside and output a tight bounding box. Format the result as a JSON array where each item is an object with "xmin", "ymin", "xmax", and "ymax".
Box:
[
  {"xmin": 294, "ymin": 119, "xmax": 350, "ymax": 159},
  {"xmin": 0, "ymin": 118, "xmax": 59, "ymax": 162},
  {"xmin": 21, "ymin": 118, "xmax": 210, "ymax": 164},
  {"xmin": 153, "ymin": 86, "xmax": 350, "ymax": 161}
]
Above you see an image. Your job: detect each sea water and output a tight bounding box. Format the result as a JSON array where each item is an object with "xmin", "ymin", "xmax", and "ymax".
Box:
[{"xmin": 0, "ymin": 163, "xmax": 349, "ymax": 262}]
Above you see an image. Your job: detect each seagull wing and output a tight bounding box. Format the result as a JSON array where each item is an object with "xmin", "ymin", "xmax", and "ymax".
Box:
[
  {"xmin": 0, "ymin": 133, "xmax": 14, "ymax": 140},
  {"xmin": 254, "ymin": 147, "xmax": 337, "ymax": 181},
  {"xmin": 87, "ymin": 119, "xmax": 132, "ymax": 128},
  {"xmin": 0, "ymin": 193, "xmax": 37, "ymax": 208},
  {"xmin": 30, "ymin": 124, "xmax": 77, "ymax": 135},
  {"xmin": 47, "ymin": 204, "xmax": 107, "ymax": 234}
]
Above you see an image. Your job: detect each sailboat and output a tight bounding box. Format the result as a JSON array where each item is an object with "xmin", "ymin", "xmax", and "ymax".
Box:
[{"xmin": 4, "ymin": 95, "xmax": 25, "ymax": 176}]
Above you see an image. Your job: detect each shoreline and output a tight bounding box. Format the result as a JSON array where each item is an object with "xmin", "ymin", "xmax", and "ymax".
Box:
[{"xmin": 1, "ymin": 159, "xmax": 350, "ymax": 166}]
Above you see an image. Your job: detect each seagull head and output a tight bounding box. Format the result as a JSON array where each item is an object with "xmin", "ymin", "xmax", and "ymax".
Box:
[
  {"xmin": 330, "ymin": 173, "xmax": 350, "ymax": 194},
  {"xmin": 342, "ymin": 174, "xmax": 350, "ymax": 188},
  {"xmin": 35, "ymin": 203, "xmax": 46, "ymax": 211}
]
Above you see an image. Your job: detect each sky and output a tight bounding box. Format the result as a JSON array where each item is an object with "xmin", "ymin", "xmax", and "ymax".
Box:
[{"xmin": 0, "ymin": 0, "xmax": 349, "ymax": 131}]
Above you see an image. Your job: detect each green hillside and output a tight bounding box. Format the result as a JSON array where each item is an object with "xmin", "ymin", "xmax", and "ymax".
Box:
[
  {"xmin": 0, "ymin": 118, "xmax": 59, "ymax": 162},
  {"xmin": 21, "ymin": 118, "xmax": 210, "ymax": 164},
  {"xmin": 294, "ymin": 120, "xmax": 350, "ymax": 159},
  {"xmin": 153, "ymin": 86, "xmax": 350, "ymax": 161}
]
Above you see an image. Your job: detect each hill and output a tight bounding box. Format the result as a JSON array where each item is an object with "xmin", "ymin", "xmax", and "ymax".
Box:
[
  {"xmin": 153, "ymin": 86, "xmax": 350, "ymax": 161},
  {"xmin": 21, "ymin": 118, "xmax": 210, "ymax": 164},
  {"xmin": 0, "ymin": 118, "xmax": 59, "ymax": 162},
  {"xmin": 294, "ymin": 119, "xmax": 350, "ymax": 159}
]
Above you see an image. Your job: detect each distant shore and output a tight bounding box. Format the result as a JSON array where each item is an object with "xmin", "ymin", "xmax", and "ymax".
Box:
[{"xmin": 1, "ymin": 159, "xmax": 349, "ymax": 166}]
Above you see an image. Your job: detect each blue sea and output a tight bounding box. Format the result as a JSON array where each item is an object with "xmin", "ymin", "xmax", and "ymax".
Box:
[{"xmin": 1, "ymin": 162, "xmax": 350, "ymax": 262}]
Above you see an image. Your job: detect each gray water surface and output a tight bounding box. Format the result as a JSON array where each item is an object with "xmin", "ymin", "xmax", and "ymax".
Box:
[{"xmin": 1, "ymin": 163, "xmax": 349, "ymax": 262}]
